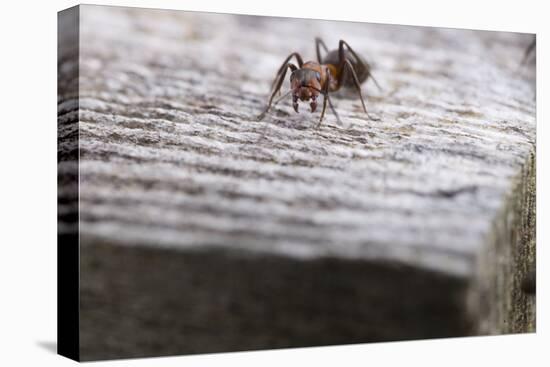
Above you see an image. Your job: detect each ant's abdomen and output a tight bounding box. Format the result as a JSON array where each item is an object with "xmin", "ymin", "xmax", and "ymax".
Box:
[{"xmin": 322, "ymin": 50, "xmax": 369, "ymax": 87}]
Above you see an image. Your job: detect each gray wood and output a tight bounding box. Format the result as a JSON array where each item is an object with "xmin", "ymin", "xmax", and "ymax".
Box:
[{"xmin": 58, "ymin": 5, "xmax": 536, "ymax": 361}]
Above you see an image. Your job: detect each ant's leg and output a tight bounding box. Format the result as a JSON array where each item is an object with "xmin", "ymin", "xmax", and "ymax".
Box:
[
  {"xmin": 272, "ymin": 90, "xmax": 292, "ymax": 107},
  {"xmin": 338, "ymin": 40, "xmax": 382, "ymax": 91},
  {"xmin": 258, "ymin": 63, "xmax": 297, "ymax": 121},
  {"xmin": 318, "ymin": 93, "xmax": 328, "ymax": 127},
  {"xmin": 315, "ymin": 37, "xmax": 329, "ymax": 63},
  {"xmin": 270, "ymin": 52, "xmax": 304, "ymax": 94},
  {"xmin": 368, "ymin": 70, "xmax": 383, "ymax": 92},
  {"xmin": 255, "ymin": 90, "xmax": 292, "ymax": 141},
  {"xmin": 316, "ymin": 70, "xmax": 332, "ymax": 128},
  {"xmin": 327, "ymin": 96, "xmax": 342, "ymax": 125},
  {"xmin": 342, "ymin": 59, "xmax": 378, "ymax": 121}
]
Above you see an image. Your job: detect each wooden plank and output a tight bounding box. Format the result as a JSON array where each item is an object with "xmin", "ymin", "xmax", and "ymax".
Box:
[{"xmin": 58, "ymin": 5, "xmax": 536, "ymax": 361}]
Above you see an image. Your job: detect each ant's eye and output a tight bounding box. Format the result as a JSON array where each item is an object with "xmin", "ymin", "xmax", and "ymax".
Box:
[{"xmin": 315, "ymin": 72, "xmax": 321, "ymax": 81}]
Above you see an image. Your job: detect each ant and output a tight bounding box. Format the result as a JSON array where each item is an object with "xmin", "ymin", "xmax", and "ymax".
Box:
[{"xmin": 257, "ymin": 38, "xmax": 381, "ymax": 127}]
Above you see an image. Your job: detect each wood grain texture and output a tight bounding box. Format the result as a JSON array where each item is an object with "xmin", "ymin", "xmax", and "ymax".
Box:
[{"xmin": 57, "ymin": 5, "xmax": 536, "ymax": 360}]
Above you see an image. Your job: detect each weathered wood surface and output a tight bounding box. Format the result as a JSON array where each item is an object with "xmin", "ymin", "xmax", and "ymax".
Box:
[{"xmin": 58, "ymin": 5, "xmax": 535, "ymax": 361}]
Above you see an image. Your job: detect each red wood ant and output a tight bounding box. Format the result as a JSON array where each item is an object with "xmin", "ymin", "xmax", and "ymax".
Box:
[{"xmin": 257, "ymin": 38, "xmax": 381, "ymax": 127}]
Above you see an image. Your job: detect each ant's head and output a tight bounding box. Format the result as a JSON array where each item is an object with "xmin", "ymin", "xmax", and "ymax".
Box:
[{"xmin": 290, "ymin": 69, "xmax": 322, "ymax": 113}]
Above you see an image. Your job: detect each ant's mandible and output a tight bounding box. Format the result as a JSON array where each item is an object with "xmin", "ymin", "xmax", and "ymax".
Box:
[{"xmin": 257, "ymin": 38, "xmax": 381, "ymax": 127}]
